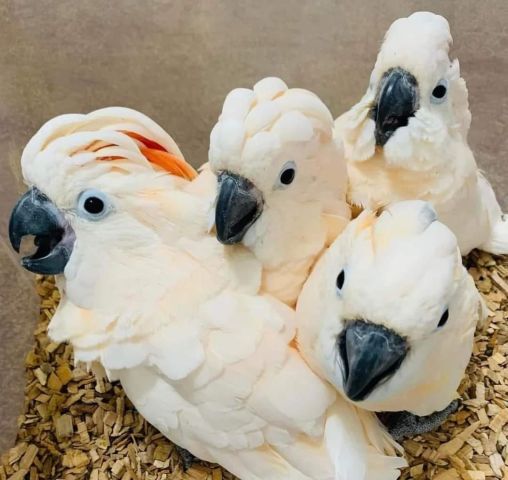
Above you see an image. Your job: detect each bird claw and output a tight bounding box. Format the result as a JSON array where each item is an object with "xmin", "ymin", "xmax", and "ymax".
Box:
[
  {"xmin": 174, "ymin": 445, "xmax": 197, "ymax": 471},
  {"xmin": 377, "ymin": 399, "xmax": 460, "ymax": 442}
]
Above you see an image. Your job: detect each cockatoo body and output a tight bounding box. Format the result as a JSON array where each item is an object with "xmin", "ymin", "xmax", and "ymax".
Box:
[
  {"xmin": 335, "ymin": 12, "xmax": 508, "ymax": 255},
  {"xmin": 297, "ymin": 201, "xmax": 485, "ymax": 436},
  {"xmin": 210, "ymin": 77, "xmax": 350, "ymax": 306},
  {"xmin": 9, "ymin": 108, "xmax": 405, "ymax": 480}
]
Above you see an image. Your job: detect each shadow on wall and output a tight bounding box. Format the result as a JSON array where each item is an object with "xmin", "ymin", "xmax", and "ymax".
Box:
[{"xmin": 0, "ymin": 0, "xmax": 507, "ymax": 450}]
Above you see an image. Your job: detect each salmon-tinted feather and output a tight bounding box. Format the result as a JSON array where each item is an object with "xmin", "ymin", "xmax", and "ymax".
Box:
[
  {"xmin": 122, "ymin": 131, "xmax": 198, "ymax": 180},
  {"xmin": 123, "ymin": 131, "xmax": 168, "ymax": 153}
]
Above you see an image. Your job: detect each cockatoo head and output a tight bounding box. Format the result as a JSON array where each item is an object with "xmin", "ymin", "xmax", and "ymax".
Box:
[
  {"xmin": 297, "ymin": 200, "xmax": 482, "ymax": 414},
  {"xmin": 9, "ymin": 107, "xmax": 197, "ymax": 311},
  {"xmin": 209, "ymin": 77, "xmax": 348, "ymax": 264},
  {"xmin": 343, "ymin": 12, "xmax": 471, "ymax": 166}
]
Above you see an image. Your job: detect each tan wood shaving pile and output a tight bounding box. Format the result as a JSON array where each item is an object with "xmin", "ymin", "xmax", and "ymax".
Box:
[{"xmin": 1, "ymin": 251, "xmax": 507, "ymax": 479}]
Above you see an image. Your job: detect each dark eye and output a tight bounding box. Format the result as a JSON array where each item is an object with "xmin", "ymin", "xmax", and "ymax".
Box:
[
  {"xmin": 336, "ymin": 270, "xmax": 345, "ymax": 291},
  {"xmin": 280, "ymin": 168, "xmax": 295, "ymax": 185},
  {"xmin": 77, "ymin": 189, "xmax": 112, "ymax": 221},
  {"xmin": 431, "ymin": 79, "xmax": 448, "ymax": 104},
  {"xmin": 84, "ymin": 196, "xmax": 104, "ymax": 214},
  {"xmin": 276, "ymin": 161, "xmax": 297, "ymax": 188},
  {"xmin": 438, "ymin": 309, "xmax": 449, "ymax": 328}
]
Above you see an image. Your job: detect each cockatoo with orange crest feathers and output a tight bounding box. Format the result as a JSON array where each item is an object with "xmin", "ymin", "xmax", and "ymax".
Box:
[
  {"xmin": 335, "ymin": 12, "xmax": 508, "ymax": 255},
  {"xmin": 209, "ymin": 77, "xmax": 350, "ymax": 306},
  {"xmin": 9, "ymin": 108, "xmax": 405, "ymax": 480}
]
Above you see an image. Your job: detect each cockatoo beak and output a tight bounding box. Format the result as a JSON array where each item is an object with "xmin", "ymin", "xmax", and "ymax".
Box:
[
  {"xmin": 374, "ymin": 67, "xmax": 419, "ymax": 146},
  {"xmin": 9, "ymin": 187, "xmax": 75, "ymax": 274},
  {"xmin": 215, "ymin": 171, "xmax": 264, "ymax": 245},
  {"xmin": 338, "ymin": 320, "xmax": 408, "ymax": 402}
]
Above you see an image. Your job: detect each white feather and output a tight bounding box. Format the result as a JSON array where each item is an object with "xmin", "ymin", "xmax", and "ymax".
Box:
[
  {"xmin": 209, "ymin": 77, "xmax": 350, "ymax": 306},
  {"xmin": 24, "ymin": 106, "xmax": 400, "ymax": 480},
  {"xmin": 253, "ymin": 76, "xmax": 288, "ymax": 101},
  {"xmin": 335, "ymin": 12, "xmax": 507, "ymax": 254}
]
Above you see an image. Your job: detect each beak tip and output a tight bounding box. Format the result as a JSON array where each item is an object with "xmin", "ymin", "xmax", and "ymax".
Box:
[
  {"xmin": 216, "ymin": 234, "xmax": 233, "ymax": 245},
  {"xmin": 343, "ymin": 371, "xmax": 370, "ymax": 402},
  {"xmin": 8, "ymin": 219, "xmax": 21, "ymax": 253},
  {"xmin": 215, "ymin": 227, "xmax": 242, "ymax": 245},
  {"xmin": 10, "ymin": 238, "xmax": 21, "ymax": 253}
]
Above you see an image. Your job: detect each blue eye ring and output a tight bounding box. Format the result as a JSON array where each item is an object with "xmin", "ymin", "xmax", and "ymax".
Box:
[{"xmin": 77, "ymin": 189, "xmax": 113, "ymax": 221}]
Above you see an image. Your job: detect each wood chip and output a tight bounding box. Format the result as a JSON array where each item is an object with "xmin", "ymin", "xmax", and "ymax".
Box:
[
  {"xmin": 33, "ymin": 368, "xmax": 47, "ymax": 386},
  {"xmin": 488, "ymin": 452, "xmax": 504, "ymax": 477},
  {"xmin": 56, "ymin": 364, "xmax": 73, "ymax": 386},
  {"xmin": 19, "ymin": 445, "xmax": 38, "ymax": 471},
  {"xmin": 55, "ymin": 414, "xmax": 74, "ymax": 441},
  {"xmin": 438, "ymin": 422, "xmax": 481, "ymax": 456},
  {"xmin": 111, "ymin": 459, "xmax": 125, "ymax": 477},
  {"xmin": 466, "ymin": 472, "xmax": 485, "ymax": 480},
  {"xmin": 7, "ymin": 469, "xmax": 28, "ymax": 480},
  {"xmin": 433, "ymin": 469, "xmax": 460, "ymax": 480},
  {"xmin": 489, "ymin": 409, "xmax": 508, "ymax": 432},
  {"xmin": 46, "ymin": 372, "xmax": 63, "ymax": 392},
  {"xmin": 62, "ymin": 449, "xmax": 89, "ymax": 469}
]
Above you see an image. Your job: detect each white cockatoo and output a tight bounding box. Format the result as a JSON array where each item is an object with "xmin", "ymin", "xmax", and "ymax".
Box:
[
  {"xmin": 335, "ymin": 11, "xmax": 508, "ymax": 255},
  {"xmin": 209, "ymin": 77, "xmax": 351, "ymax": 306},
  {"xmin": 9, "ymin": 108, "xmax": 405, "ymax": 480},
  {"xmin": 296, "ymin": 200, "xmax": 485, "ymax": 440}
]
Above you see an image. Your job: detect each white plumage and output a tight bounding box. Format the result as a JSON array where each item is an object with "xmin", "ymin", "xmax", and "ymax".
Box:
[
  {"xmin": 335, "ymin": 11, "xmax": 508, "ymax": 255},
  {"xmin": 19, "ymin": 108, "xmax": 405, "ymax": 480},
  {"xmin": 296, "ymin": 200, "xmax": 485, "ymax": 416},
  {"xmin": 210, "ymin": 77, "xmax": 350, "ymax": 306}
]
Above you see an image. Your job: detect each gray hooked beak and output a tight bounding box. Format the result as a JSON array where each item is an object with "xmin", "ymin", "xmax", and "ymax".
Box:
[
  {"xmin": 338, "ymin": 320, "xmax": 408, "ymax": 402},
  {"xmin": 9, "ymin": 187, "xmax": 75, "ymax": 274},
  {"xmin": 374, "ymin": 67, "xmax": 419, "ymax": 146},
  {"xmin": 215, "ymin": 171, "xmax": 264, "ymax": 245}
]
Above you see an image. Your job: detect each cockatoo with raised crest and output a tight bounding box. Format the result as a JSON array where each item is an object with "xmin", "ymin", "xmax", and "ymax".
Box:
[
  {"xmin": 9, "ymin": 107, "xmax": 405, "ymax": 480},
  {"xmin": 296, "ymin": 200, "xmax": 485, "ymax": 440},
  {"xmin": 335, "ymin": 12, "xmax": 508, "ymax": 255},
  {"xmin": 209, "ymin": 77, "xmax": 350, "ymax": 306}
]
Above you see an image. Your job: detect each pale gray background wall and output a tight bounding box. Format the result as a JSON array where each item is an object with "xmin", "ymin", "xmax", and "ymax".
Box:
[{"xmin": 0, "ymin": 0, "xmax": 507, "ymax": 451}]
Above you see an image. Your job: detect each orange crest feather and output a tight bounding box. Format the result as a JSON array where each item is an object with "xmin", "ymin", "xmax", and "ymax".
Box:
[{"xmin": 123, "ymin": 131, "xmax": 198, "ymax": 180}]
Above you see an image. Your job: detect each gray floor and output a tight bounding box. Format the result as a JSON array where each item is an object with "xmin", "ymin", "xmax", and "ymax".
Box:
[{"xmin": 0, "ymin": 0, "xmax": 507, "ymax": 452}]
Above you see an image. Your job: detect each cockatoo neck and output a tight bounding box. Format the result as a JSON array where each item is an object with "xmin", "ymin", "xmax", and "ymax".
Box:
[
  {"xmin": 244, "ymin": 201, "xmax": 327, "ymax": 305},
  {"xmin": 48, "ymin": 240, "xmax": 182, "ymax": 363},
  {"xmin": 49, "ymin": 234, "xmax": 230, "ymax": 364}
]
